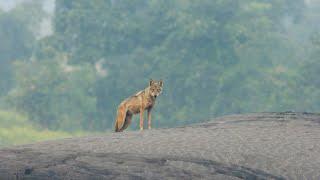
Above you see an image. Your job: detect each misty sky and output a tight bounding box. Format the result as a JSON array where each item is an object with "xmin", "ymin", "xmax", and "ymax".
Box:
[
  {"xmin": 0, "ymin": 0, "xmax": 54, "ymax": 13},
  {"xmin": 0, "ymin": 0, "xmax": 55, "ymax": 38}
]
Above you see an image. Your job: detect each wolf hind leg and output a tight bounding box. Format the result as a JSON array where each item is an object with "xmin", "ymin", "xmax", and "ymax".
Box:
[{"xmin": 120, "ymin": 113, "xmax": 133, "ymax": 131}]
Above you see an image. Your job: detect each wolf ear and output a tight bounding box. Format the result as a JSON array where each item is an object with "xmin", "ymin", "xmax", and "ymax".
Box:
[
  {"xmin": 159, "ymin": 79, "xmax": 163, "ymax": 87},
  {"xmin": 149, "ymin": 79, "xmax": 154, "ymax": 86}
]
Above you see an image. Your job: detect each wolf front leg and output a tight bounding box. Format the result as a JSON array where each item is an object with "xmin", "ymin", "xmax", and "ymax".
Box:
[
  {"xmin": 147, "ymin": 108, "xmax": 152, "ymax": 129},
  {"xmin": 140, "ymin": 107, "xmax": 144, "ymax": 131}
]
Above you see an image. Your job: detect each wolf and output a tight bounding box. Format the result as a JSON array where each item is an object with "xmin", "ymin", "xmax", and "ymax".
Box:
[{"xmin": 114, "ymin": 79, "xmax": 163, "ymax": 132}]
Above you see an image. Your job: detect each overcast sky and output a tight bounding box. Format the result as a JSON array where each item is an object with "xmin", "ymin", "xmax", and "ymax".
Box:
[
  {"xmin": 0, "ymin": 0, "xmax": 55, "ymax": 38},
  {"xmin": 0, "ymin": 0, "xmax": 54, "ymax": 13}
]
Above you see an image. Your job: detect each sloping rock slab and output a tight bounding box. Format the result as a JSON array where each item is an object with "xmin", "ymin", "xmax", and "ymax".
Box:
[{"xmin": 0, "ymin": 112, "xmax": 319, "ymax": 179}]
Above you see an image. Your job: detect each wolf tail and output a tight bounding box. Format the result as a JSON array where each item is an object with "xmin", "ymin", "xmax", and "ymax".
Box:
[{"xmin": 115, "ymin": 104, "xmax": 128, "ymax": 132}]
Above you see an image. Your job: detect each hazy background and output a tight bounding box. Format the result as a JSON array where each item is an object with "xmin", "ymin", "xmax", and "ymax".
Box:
[{"xmin": 0, "ymin": 0, "xmax": 319, "ymax": 146}]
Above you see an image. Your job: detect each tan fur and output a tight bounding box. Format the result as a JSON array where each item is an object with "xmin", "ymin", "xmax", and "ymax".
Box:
[{"xmin": 114, "ymin": 79, "xmax": 163, "ymax": 132}]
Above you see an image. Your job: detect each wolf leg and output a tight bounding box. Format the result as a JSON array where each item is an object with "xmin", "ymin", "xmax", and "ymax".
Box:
[
  {"xmin": 140, "ymin": 108, "xmax": 144, "ymax": 131},
  {"xmin": 120, "ymin": 113, "xmax": 132, "ymax": 131},
  {"xmin": 147, "ymin": 108, "xmax": 152, "ymax": 129}
]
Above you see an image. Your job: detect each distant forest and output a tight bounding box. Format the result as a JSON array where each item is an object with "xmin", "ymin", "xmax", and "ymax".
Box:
[{"xmin": 0, "ymin": 0, "xmax": 319, "ymax": 132}]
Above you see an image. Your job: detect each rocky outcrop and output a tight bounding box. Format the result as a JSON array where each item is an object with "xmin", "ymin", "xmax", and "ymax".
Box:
[{"xmin": 0, "ymin": 112, "xmax": 319, "ymax": 179}]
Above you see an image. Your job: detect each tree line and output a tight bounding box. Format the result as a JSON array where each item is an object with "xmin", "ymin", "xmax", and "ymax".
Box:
[{"xmin": 0, "ymin": 0, "xmax": 319, "ymax": 131}]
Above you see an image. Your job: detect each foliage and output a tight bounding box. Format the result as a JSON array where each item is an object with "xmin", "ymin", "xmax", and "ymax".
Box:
[
  {"xmin": 8, "ymin": 56, "xmax": 97, "ymax": 131},
  {"xmin": 0, "ymin": 110, "xmax": 83, "ymax": 146},
  {"xmin": 1, "ymin": 0, "xmax": 320, "ymax": 133},
  {"xmin": 0, "ymin": 1, "xmax": 46, "ymax": 96}
]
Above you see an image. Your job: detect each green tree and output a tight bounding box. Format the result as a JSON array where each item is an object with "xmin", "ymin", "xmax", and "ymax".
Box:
[
  {"xmin": 9, "ymin": 55, "xmax": 97, "ymax": 131},
  {"xmin": 0, "ymin": 1, "xmax": 46, "ymax": 96},
  {"xmin": 0, "ymin": 13, "xmax": 33, "ymax": 95},
  {"xmin": 47, "ymin": 0, "xmax": 307, "ymax": 129},
  {"xmin": 10, "ymin": 0, "xmax": 317, "ymax": 132}
]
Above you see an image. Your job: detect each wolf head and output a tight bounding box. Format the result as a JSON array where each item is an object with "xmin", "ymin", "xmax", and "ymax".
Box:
[{"xmin": 149, "ymin": 79, "xmax": 163, "ymax": 98}]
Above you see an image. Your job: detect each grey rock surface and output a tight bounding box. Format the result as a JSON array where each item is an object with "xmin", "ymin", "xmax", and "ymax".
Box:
[{"xmin": 0, "ymin": 112, "xmax": 319, "ymax": 179}]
